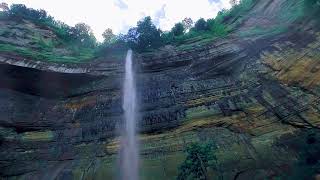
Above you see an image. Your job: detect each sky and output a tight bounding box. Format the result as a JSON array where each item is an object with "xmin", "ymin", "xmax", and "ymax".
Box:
[{"xmin": 3, "ymin": 0, "xmax": 232, "ymax": 41}]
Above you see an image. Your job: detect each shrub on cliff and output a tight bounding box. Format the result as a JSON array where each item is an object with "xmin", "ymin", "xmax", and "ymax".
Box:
[
  {"xmin": 177, "ymin": 142, "xmax": 217, "ymax": 180},
  {"xmin": 207, "ymin": 18, "xmax": 229, "ymax": 37}
]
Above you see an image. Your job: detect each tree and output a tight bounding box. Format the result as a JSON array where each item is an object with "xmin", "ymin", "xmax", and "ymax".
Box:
[
  {"xmin": 177, "ymin": 142, "xmax": 217, "ymax": 180},
  {"xmin": 9, "ymin": 4, "xmax": 28, "ymax": 17},
  {"xmin": 71, "ymin": 23, "xmax": 97, "ymax": 47},
  {"xmin": 124, "ymin": 16, "xmax": 162, "ymax": 52},
  {"xmin": 136, "ymin": 16, "xmax": 162, "ymax": 50},
  {"xmin": 182, "ymin": 17, "xmax": 193, "ymax": 31},
  {"xmin": 194, "ymin": 18, "xmax": 209, "ymax": 32},
  {"xmin": 0, "ymin": 2, "xmax": 9, "ymax": 11},
  {"xmin": 7, "ymin": 4, "xmax": 51, "ymax": 24},
  {"xmin": 124, "ymin": 27, "xmax": 139, "ymax": 48},
  {"xmin": 73, "ymin": 23, "xmax": 92, "ymax": 37},
  {"xmin": 102, "ymin": 28, "xmax": 116, "ymax": 44},
  {"xmin": 171, "ymin": 22, "xmax": 185, "ymax": 36}
]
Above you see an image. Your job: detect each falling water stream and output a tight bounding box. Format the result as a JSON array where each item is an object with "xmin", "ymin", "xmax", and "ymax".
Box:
[{"xmin": 120, "ymin": 50, "xmax": 138, "ymax": 180}]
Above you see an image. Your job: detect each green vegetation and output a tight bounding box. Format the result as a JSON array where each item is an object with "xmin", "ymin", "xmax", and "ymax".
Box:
[
  {"xmin": 99, "ymin": 0, "xmax": 261, "ymax": 52},
  {"xmin": 182, "ymin": 18, "xmax": 194, "ymax": 31},
  {"xmin": 194, "ymin": 18, "xmax": 209, "ymax": 32},
  {"xmin": 172, "ymin": 23, "xmax": 185, "ymax": 36},
  {"xmin": 0, "ymin": 4, "xmax": 97, "ymax": 63},
  {"xmin": 124, "ymin": 16, "xmax": 163, "ymax": 52},
  {"xmin": 239, "ymin": 26, "xmax": 288, "ymax": 38},
  {"xmin": 0, "ymin": 0, "xmax": 263, "ymax": 58},
  {"xmin": 99, "ymin": 14, "xmax": 231, "ymax": 53},
  {"xmin": 1, "ymin": 0, "xmax": 319, "ymax": 61},
  {"xmin": 177, "ymin": 142, "xmax": 217, "ymax": 180},
  {"xmin": 156, "ymin": 0, "xmax": 259, "ymax": 47},
  {"xmin": 305, "ymin": 0, "xmax": 320, "ymax": 13},
  {"xmin": 215, "ymin": 0, "xmax": 257, "ymax": 23},
  {"xmin": 0, "ymin": 43, "xmax": 95, "ymax": 63},
  {"xmin": 102, "ymin": 28, "xmax": 117, "ymax": 44},
  {"xmin": 3, "ymin": 4, "xmax": 97, "ymax": 48},
  {"xmin": 304, "ymin": 0, "xmax": 320, "ymax": 22}
]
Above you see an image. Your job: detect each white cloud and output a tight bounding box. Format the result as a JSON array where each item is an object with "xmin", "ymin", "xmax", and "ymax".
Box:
[
  {"xmin": 114, "ymin": 0, "xmax": 128, "ymax": 10},
  {"xmin": 4, "ymin": 0, "xmax": 231, "ymax": 41}
]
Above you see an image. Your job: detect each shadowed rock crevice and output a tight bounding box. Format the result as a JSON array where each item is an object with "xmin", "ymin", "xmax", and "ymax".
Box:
[{"xmin": 0, "ymin": 63, "xmax": 104, "ymax": 98}]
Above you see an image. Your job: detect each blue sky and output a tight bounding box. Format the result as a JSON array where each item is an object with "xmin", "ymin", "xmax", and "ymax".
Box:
[{"xmin": 4, "ymin": 0, "xmax": 231, "ymax": 41}]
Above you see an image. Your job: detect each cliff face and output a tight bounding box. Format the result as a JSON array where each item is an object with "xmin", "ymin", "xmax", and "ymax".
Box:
[{"xmin": 1, "ymin": 0, "xmax": 320, "ymax": 179}]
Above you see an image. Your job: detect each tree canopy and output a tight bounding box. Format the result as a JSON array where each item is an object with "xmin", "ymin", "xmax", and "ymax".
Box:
[
  {"xmin": 102, "ymin": 28, "xmax": 116, "ymax": 44},
  {"xmin": 8, "ymin": 4, "xmax": 50, "ymax": 22},
  {"xmin": 171, "ymin": 22, "xmax": 185, "ymax": 36},
  {"xmin": 177, "ymin": 142, "xmax": 217, "ymax": 180},
  {"xmin": 194, "ymin": 18, "xmax": 209, "ymax": 32},
  {"xmin": 123, "ymin": 16, "xmax": 162, "ymax": 52},
  {"xmin": 71, "ymin": 23, "xmax": 97, "ymax": 48},
  {"xmin": 0, "ymin": 3, "xmax": 9, "ymax": 11},
  {"xmin": 182, "ymin": 17, "xmax": 194, "ymax": 31}
]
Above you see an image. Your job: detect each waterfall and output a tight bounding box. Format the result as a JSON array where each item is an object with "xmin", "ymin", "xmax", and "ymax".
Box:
[{"xmin": 120, "ymin": 50, "xmax": 138, "ymax": 180}]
